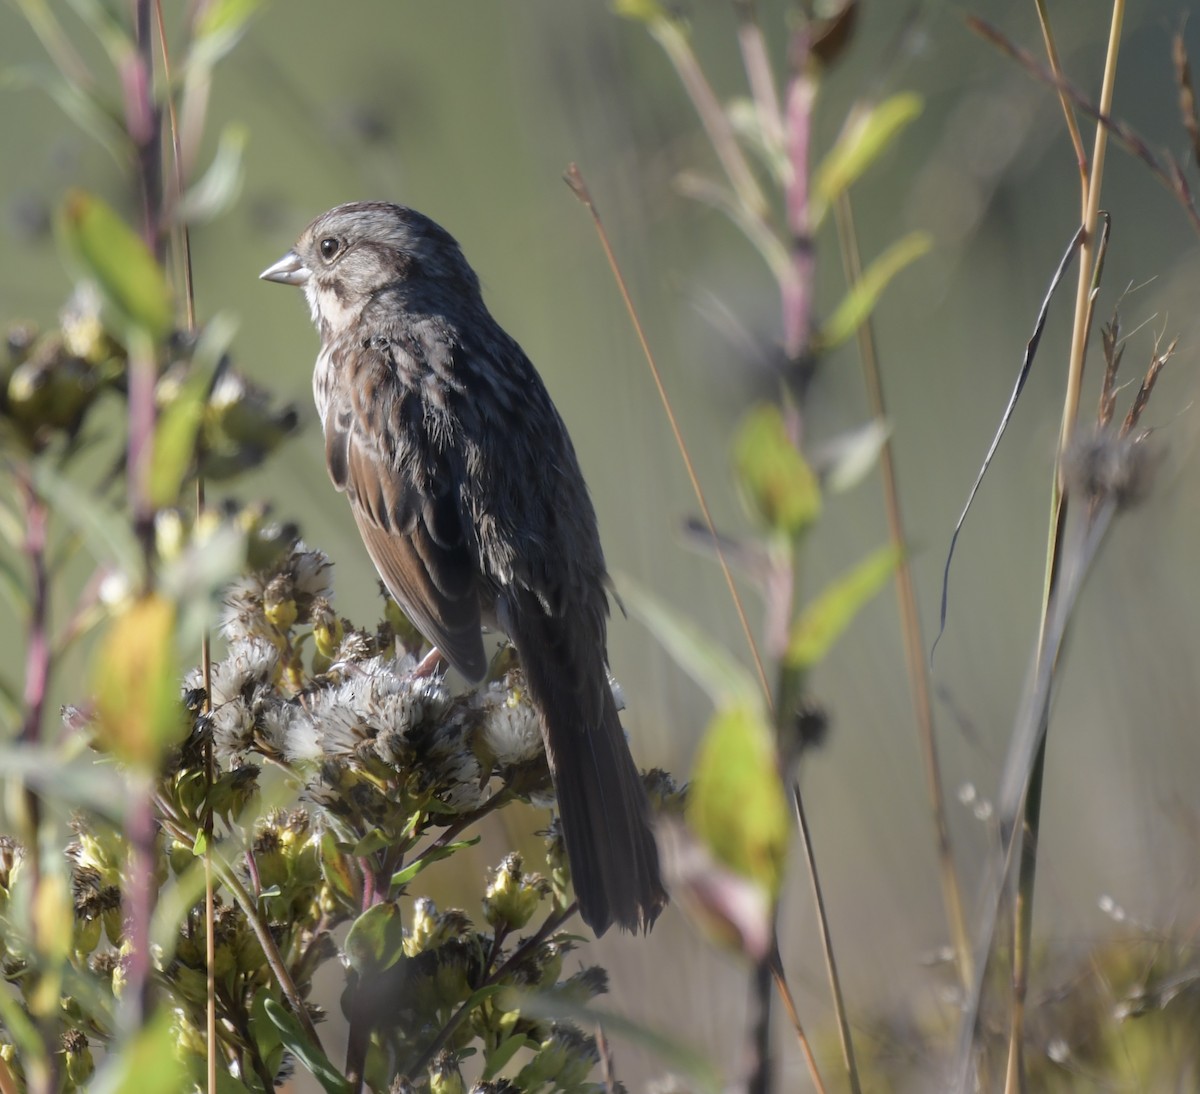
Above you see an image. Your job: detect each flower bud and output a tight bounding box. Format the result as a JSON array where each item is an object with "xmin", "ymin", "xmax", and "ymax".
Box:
[{"xmin": 483, "ymin": 854, "xmax": 546, "ymax": 932}]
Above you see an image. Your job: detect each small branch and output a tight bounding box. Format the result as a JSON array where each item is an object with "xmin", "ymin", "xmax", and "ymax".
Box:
[{"xmin": 733, "ymin": 0, "xmax": 785, "ymax": 151}]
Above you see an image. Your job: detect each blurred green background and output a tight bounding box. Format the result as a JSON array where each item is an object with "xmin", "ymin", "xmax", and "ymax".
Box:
[{"xmin": 3, "ymin": 1, "xmax": 1200, "ymax": 1087}]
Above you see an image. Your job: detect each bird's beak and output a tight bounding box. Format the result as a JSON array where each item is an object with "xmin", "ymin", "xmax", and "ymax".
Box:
[{"xmin": 259, "ymin": 250, "xmax": 310, "ymax": 287}]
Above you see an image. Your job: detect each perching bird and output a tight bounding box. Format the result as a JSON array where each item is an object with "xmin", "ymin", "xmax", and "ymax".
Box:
[{"xmin": 261, "ymin": 201, "xmax": 665, "ymax": 934}]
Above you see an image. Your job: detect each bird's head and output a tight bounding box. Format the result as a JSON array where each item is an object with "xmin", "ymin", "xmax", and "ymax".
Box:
[{"xmin": 260, "ymin": 201, "xmax": 480, "ymax": 337}]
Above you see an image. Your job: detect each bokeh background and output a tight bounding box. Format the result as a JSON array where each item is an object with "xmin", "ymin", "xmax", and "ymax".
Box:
[{"xmin": 3, "ymin": 2, "xmax": 1200, "ymax": 1088}]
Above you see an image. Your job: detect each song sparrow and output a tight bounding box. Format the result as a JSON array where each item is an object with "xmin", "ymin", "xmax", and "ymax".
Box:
[{"xmin": 261, "ymin": 202, "xmax": 666, "ymax": 934}]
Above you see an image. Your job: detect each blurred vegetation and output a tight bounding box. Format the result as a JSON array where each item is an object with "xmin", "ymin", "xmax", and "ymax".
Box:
[{"xmin": 1, "ymin": 1, "xmax": 1200, "ymax": 1092}]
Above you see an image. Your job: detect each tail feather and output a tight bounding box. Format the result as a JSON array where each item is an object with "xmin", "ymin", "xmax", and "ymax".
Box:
[{"xmin": 508, "ymin": 599, "xmax": 666, "ymax": 935}]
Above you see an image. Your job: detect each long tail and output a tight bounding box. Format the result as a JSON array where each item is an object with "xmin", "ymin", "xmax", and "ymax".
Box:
[{"xmin": 510, "ymin": 603, "xmax": 666, "ymax": 935}]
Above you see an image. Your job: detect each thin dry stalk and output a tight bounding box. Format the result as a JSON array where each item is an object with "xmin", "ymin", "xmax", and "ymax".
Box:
[
  {"xmin": 831, "ymin": 190, "xmax": 971, "ymax": 988},
  {"xmin": 1005, "ymin": 6, "xmax": 1125, "ymax": 1091},
  {"xmin": 968, "ymin": 14, "xmax": 1200, "ymax": 236},
  {"xmin": 769, "ymin": 951, "xmax": 829, "ymax": 1094},
  {"xmin": 791, "ymin": 781, "xmax": 861, "ymax": 1094},
  {"xmin": 564, "ymin": 164, "xmax": 773, "ymax": 707},
  {"xmin": 150, "ymin": 5, "xmax": 214, "ymax": 1089}
]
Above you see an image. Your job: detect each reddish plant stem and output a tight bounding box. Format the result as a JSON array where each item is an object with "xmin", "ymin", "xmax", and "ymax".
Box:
[
  {"xmin": 18, "ymin": 471, "xmax": 50, "ymax": 746},
  {"xmin": 123, "ymin": 784, "xmax": 158, "ymax": 1027},
  {"xmin": 782, "ymin": 30, "xmax": 817, "ymax": 365}
]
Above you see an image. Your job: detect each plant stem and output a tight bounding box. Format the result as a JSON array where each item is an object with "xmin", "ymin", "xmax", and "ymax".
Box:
[
  {"xmin": 18, "ymin": 471, "xmax": 50, "ymax": 747},
  {"xmin": 792, "ymin": 781, "xmax": 861, "ymax": 1094},
  {"xmin": 769, "ymin": 948, "xmax": 827, "ymax": 1094},
  {"xmin": 832, "ymin": 191, "xmax": 970, "ymax": 988},
  {"xmin": 1004, "ymin": 4, "xmax": 1124, "ymax": 1089}
]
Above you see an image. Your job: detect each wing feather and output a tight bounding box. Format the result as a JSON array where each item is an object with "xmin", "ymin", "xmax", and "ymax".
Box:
[{"xmin": 322, "ymin": 357, "xmax": 487, "ymax": 682}]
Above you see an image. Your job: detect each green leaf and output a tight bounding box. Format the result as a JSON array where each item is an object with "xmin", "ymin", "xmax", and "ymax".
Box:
[
  {"xmin": 350, "ymin": 829, "xmax": 391, "ymax": 857},
  {"xmin": 319, "ymin": 830, "xmax": 358, "ymax": 905},
  {"xmin": 344, "ymin": 901, "xmax": 406, "ymax": 974},
  {"xmin": 814, "ymin": 232, "xmax": 931, "ymax": 351},
  {"xmin": 483, "ymin": 1034, "xmax": 536, "ymax": 1081},
  {"xmin": 733, "ymin": 404, "xmax": 821, "ymax": 537},
  {"xmin": 93, "ymin": 593, "xmax": 186, "ymax": 769},
  {"xmin": 687, "ymin": 703, "xmax": 789, "ymax": 899},
  {"xmin": 88, "ymin": 1011, "xmax": 190, "ymax": 1094},
  {"xmin": 813, "ymin": 92, "xmax": 923, "ymax": 219},
  {"xmin": 58, "ymin": 189, "xmax": 173, "ymax": 344},
  {"xmin": 786, "ymin": 545, "xmax": 901, "ymax": 670},
  {"xmin": 391, "ymin": 836, "xmax": 481, "ymax": 888},
  {"xmin": 262, "ymin": 997, "xmax": 352, "ymax": 1094},
  {"xmin": 617, "ymin": 574, "xmax": 759, "ymax": 707},
  {"xmin": 192, "ymin": 0, "xmax": 268, "ymax": 67},
  {"xmin": 149, "ymin": 363, "xmax": 210, "ymax": 507}
]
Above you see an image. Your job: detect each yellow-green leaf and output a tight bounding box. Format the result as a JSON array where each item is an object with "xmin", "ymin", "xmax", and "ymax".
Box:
[
  {"xmin": 814, "ymin": 231, "xmax": 931, "ymax": 352},
  {"xmin": 93, "ymin": 593, "xmax": 185, "ymax": 768},
  {"xmin": 149, "ymin": 366, "xmax": 210, "ymax": 507},
  {"xmin": 734, "ymin": 404, "xmax": 821, "ymax": 537},
  {"xmin": 261, "ymin": 997, "xmax": 352, "ymax": 1094},
  {"xmin": 344, "ymin": 901, "xmax": 406, "ymax": 974},
  {"xmin": 687, "ymin": 703, "xmax": 789, "ymax": 899},
  {"xmin": 58, "ymin": 189, "xmax": 173, "ymax": 344},
  {"xmin": 786, "ymin": 545, "xmax": 901, "ymax": 670},
  {"xmin": 813, "ymin": 92, "xmax": 923, "ymax": 220}
]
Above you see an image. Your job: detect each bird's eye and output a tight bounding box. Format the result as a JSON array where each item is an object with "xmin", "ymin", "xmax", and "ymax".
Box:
[{"xmin": 319, "ymin": 237, "xmax": 340, "ymax": 261}]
